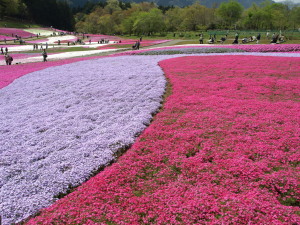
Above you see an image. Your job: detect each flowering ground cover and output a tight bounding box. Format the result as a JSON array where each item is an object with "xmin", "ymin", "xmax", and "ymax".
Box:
[
  {"xmin": 131, "ymin": 44, "xmax": 300, "ymax": 54},
  {"xmin": 229, "ymin": 43, "xmax": 300, "ymax": 52},
  {"xmin": 0, "ymin": 35, "xmax": 15, "ymax": 41},
  {"xmin": 24, "ymin": 55, "xmax": 300, "ymax": 224},
  {"xmin": 134, "ymin": 47, "xmax": 245, "ymax": 55},
  {"xmin": 0, "ymin": 55, "xmax": 167, "ymax": 225},
  {"xmin": 0, "ymin": 28, "xmax": 34, "ymax": 38}
]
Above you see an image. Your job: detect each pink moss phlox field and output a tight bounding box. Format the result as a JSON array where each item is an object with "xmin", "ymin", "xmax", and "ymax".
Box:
[
  {"xmin": 0, "ymin": 35, "xmax": 15, "ymax": 41},
  {"xmin": 0, "ymin": 28, "xmax": 34, "ymax": 38},
  {"xmin": 127, "ymin": 44, "xmax": 300, "ymax": 55},
  {"xmin": 27, "ymin": 55, "xmax": 300, "ymax": 224}
]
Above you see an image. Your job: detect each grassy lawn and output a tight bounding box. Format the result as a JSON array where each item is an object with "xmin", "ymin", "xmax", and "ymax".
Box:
[
  {"xmin": 17, "ymin": 47, "xmax": 96, "ymax": 54},
  {"xmin": 0, "ymin": 18, "xmax": 40, "ymax": 28},
  {"xmin": 123, "ymin": 30, "xmax": 300, "ymax": 43}
]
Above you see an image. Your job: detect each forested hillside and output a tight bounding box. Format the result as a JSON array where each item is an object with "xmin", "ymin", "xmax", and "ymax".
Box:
[
  {"xmin": 74, "ymin": 0, "xmax": 300, "ymax": 35},
  {"xmin": 69, "ymin": 0, "xmax": 266, "ymax": 8},
  {"xmin": 0, "ymin": 0, "xmax": 74, "ymax": 30}
]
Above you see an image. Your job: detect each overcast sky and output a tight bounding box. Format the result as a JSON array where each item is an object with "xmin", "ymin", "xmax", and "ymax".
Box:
[{"xmin": 273, "ymin": 0, "xmax": 300, "ymax": 3}]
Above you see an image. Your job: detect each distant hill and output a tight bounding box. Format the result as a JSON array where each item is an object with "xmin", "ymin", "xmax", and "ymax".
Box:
[{"xmin": 69, "ymin": 0, "xmax": 268, "ymax": 8}]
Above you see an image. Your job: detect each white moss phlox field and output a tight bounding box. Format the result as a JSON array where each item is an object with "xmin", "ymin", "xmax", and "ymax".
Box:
[{"xmin": 0, "ymin": 56, "xmax": 166, "ymax": 224}]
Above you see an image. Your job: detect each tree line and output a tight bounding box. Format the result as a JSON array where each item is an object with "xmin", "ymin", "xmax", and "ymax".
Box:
[
  {"xmin": 75, "ymin": 0, "xmax": 300, "ymax": 35},
  {"xmin": 0, "ymin": 0, "xmax": 300, "ymax": 34}
]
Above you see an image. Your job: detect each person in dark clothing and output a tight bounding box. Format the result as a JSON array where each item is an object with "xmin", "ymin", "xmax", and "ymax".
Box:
[
  {"xmin": 271, "ymin": 34, "xmax": 279, "ymax": 43},
  {"xmin": 208, "ymin": 37, "xmax": 214, "ymax": 44},
  {"xmin": 199, "ymin": 34, "xmax": 203, "ymax": 44},
  {"xmin": 1, "ymin": 47, "xmax": 3, "ymax": 54},
  {"xmin": 132, "ymin": 41, "xmax": 137, "ymax": 49},
  {"xmin": 256, "ymin": 33, "xmax": 261, "ymax": 44},
  {"xmin": 233, "ymin": 33, "xmax": 239, "ymax": 44},
  {"xmin": 4, "ymin": 53, "xmax": 13, "ymax": 65},
  {"xmin": 220, "ymin": 35, "xmax": 227, "ymax": 44},
  {"xmin": 42, "ymin": 49, "xmax": 48, "ymax": 62}
]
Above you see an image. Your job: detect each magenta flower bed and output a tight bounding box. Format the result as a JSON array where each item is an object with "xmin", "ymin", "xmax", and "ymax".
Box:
[
  {"xmin": 26, "ymin": 55, "xmax": 300, "ymax": 224},
  {"xmin": 0, "ymin": 35, "xmax": 15, "ymax": 41},
  {"xmin": 0, "ymin": 28, "xmax": 34, "ymax": 38}
]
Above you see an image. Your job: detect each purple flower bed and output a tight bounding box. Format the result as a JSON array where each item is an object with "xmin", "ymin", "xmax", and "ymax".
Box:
[{"xmin": 0, "ymin": 28, "xmax": 34, "ymax": 39}]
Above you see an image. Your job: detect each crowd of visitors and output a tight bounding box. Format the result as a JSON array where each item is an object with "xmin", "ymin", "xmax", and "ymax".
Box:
[{"xmin": 0, "ymin": 30, "xmax": 288, "ymax": 65}]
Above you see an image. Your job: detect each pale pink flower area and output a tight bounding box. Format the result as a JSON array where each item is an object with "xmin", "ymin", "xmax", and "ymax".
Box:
[
  {"xmin": 127, "ymin": 44, "xmax": 300, "ymax": 55},
  {"xmin": 26, "ymin": 55, "xmax": 300, "ymax": 225},
  {"xmin": 0, "ymin": 28, "xmax": 34, "ymax": 38}
]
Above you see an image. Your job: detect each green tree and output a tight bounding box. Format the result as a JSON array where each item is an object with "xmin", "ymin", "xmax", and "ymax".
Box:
[
  {"xmin": 165, "ymin": 7, "xmax": 184, "ymax": 32},
  {"xmin": 181, "ymin": 3, "xmax": 212, "ymax": 31},
  {"xmin": 121, "ymin": 11, "xmax": 139, "ymax": 35},
  {"xmin": 0, "ymin": 0, "xmax": 22, "ymax": 18},
  {"xmin": 216, "ymin": 0, "xmax": 243, "ymax": 28},
  {"xmin": 133, "ymin": 8, "xmax": 165, "ymax": 35},
  {"xmin": 105, "ymin": 0, "xmax": 121, "ymax": 15},
  {"xmin": 290, "ymin": 6, "xmax": 300, "ymax": 30},
  {"xmin": 23, "ymin": 0, "xmax": 74, "ymax": 30}
]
